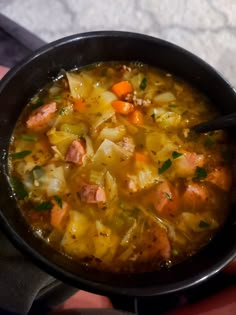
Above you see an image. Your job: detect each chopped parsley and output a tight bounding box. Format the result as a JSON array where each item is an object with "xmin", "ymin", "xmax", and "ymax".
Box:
[
  {"xmin": 21, "ymin": 135, "xmax": 37, "ymax": 142},
  {"xmin": 59, "ymin": 108, "xmax": 66, "ymax": 115},
  {"xmin": 199, "ymin": 220, "xmax": 210, "ymax": 228},
  {"xmin": 158, "ymin": 159, "xmax": 172, "ymax": 174},
  {"xmin": 54, "ymin": 195, "xmax": 62, "ymax": 208},
  {"xmin": 32, "ymin": 98, "xmax": 44, "ymax": 108},
  {"xmin": 11, "ymin": 177, "xmax": 28, "ymax": 200},
  {"xmin": 195, "ymin": 166, "xmax": 207, "ymax": 180},
  {"xmin": 172, "ymin": 151, "xmax": 183, "ymax": 159},
  {"xmin": 139, "ymin": 77, "xmax": 147, "ymax": 90},
  {"xmin": 10, "ymin": 150, "xmax": 31, "ymax": 159},
  {"xmin": 165, "ymin": 192, "xmax": 173, "ymax": 201},
  {"xmin": 168, "ymin": 104, "xmax": 178, "ymax": 108},
  {"xmin": 151, "ymin": 113, "xmax": 155, "ymax": 120},
  {"xmin": 35, "ymin": 201, "xmax": 53, "ymax": 211},
  {"xmin": 53, "ymin": 95, "xmax": 61, "ymax": 100}
]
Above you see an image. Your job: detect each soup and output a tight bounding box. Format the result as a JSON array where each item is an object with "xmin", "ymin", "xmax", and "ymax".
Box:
[{"xmin": 8, "ymin": 62, "xmax": 233, "ymax": 273}]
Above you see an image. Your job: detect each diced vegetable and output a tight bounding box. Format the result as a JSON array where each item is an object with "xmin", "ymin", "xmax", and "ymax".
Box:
[
  {"xmin": 60, "ymin": 122, "xmax": 88, "ymax": 136},
  {"xmin": 154, "ymin": 92, "xmax": 176, "ymax": 104},
  {"xmin": 51, "ymin": 200, "xmax": 69, "ymax": 229},
  {"xmin": 98, "ymin": 125, "xmax": 126, "ymax": 142},
  {"xmin": 128, "ymin": 110, "xmax": 143, "ymax": 125},
  {"xmin": 47, "ymin": 128, "xmax": 78, "ymax": 155},
  {"xmin": 61, "ymin": 211, "xmax": 91, "ymax": 256},
  {"xmin": 73, "ymin": 98, "xmax": 86, "ymax": 112},
  {"xmin": 92, "ymin": 139, "xmax": 132, "ymax": 171},
  {"xmin": 66, "ymin": 72, "xmax": 93, "ymax": 99},
  {"xmin": 111, "ymin": 100, "xmax": 134, "ymax": 115},
  {"xmin": 111, "ymin": 81, "xmax": 133, "ymax": 98}
]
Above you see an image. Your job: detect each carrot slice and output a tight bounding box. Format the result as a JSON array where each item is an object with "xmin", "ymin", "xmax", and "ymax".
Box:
[
  {"xmin": 74, "ymin": 98, "xmax": 86, "ymax": 112},
  {"xmin": 111, "ymin": 81, "xmax": 133, "ymax": 98},
  {"xmin": 51, "ymin": 200, "xmax": 69, "ymax": 230},
  {"xmin": 111, "ymin": 100, "xmax": 134, "ymax": 115},
  {"xmin": 134, "ymin": 152, "xmax": 150, "ymax": 163},
  {"xmin": 128, "ymin": 110, "xmax": 143, "ymax": 125}
]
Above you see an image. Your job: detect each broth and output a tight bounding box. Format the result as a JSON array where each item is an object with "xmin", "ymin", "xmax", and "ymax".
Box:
[{"xmin": 9, "ymin": 62, "xmax": 233, "ymax": 273}]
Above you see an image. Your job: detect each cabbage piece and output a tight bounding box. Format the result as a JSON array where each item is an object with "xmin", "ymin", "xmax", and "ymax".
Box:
[
  {"xmin": 98, "ymin": 125, "xmax": 126, "ymax": 142},
  {"xmin": 93, "ymin": 221, "xmax": 119, "ymax": 261},
  {"xmin": 92, "ymin": 139, "xmax": 132, "ymax": 171},
  {"xmin": 23, "ymin": 164, "xmax": 66, "ymax": 197},
  {"xmin": 154, "ymin": 92, "xmax": 176, "ymax": 104},
  {"xmin": 127, "ymin": 164, "xmax": 159, "ymax": 192},
  {"xmin": 83, "ymin": 135, "xmax": 94, "ymax": 158},
  {"xmin": 117, "ymin": 114, "xmax": 138, "ymax": 135},
  {"xmin": 47, "ymin": 128, "xmax": 77, "ymax": 156},
  {"xmin": 89, "ymin": 169, "xmax": 105, "ymax": 186},
  {"xmin": 61, "ymin": 211, "xmax": 92, "ymax": 257},
  {"xmin": 177, "ymin": 212, "xmax": 219, "ymax": 234},
  {"xmin": 60, "ymin": 122, "xmax": 88, "ymax": 136},
  {"xmin": 42, "ymin": 164, "xmax": 66, "ymax": 196},
  {"xmin": 105, "ymin": 171, "xmax": 118, "ymax": 205},
  {"xmin": 120, "ymin": 219, "xmax": 137, "ymax": 246},
  {"xmin": 155, "ymin": 112, "xmax": 182, "ymax": 129},
  {"xmin": 85, "ymin": 90, "xmax": 117, "ymax": 128},
  {"xmin": 146, "ymin": 132, "xmax": 179, "ymax": 162},
  {"xmin": 66, "ymin": 72, "xmax": 93, "ymax": 99}
]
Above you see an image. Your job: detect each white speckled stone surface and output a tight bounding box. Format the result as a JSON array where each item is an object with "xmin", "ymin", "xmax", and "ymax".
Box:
[{"xmin": 1, "ymin": 0, "xmax": 236, "ymax": 87}]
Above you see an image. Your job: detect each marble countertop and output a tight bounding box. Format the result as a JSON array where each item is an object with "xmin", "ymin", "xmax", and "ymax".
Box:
[{"xmin": 1, "ymin": 0, "xmax": 236, "ymax": 88}]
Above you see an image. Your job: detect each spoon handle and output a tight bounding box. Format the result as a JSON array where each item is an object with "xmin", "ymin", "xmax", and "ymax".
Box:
[{"xmin": 192, "ymin": 112, "xmax": 236, "ymax": 133}]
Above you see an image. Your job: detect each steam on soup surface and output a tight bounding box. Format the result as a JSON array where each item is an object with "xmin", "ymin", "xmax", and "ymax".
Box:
[{"xmin": 9, "ymin": 62, "xmax": 233, "ymax": 273}]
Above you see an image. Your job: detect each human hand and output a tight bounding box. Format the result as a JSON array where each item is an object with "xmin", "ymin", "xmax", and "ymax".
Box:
[{"xmin": 0, "ymin": 66, "xmax": 9, "ymax": 78}]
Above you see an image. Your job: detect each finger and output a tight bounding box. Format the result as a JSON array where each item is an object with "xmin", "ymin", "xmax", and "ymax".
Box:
[
  {"xmin": 223, "ymin": 259, "xmax": 236, "ymax": 275},
  {"xmin": 165, "ymin": 285, "xmax": 236, "ymax": 315},
  {"xmin": 0, "ymin": 66, "xmax": 9, "ymax": 79}
]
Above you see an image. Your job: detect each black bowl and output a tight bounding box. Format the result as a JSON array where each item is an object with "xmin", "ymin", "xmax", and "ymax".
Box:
[{"xmin": 0, "ymin": 31, "xmax": 236, "ymax": 297}]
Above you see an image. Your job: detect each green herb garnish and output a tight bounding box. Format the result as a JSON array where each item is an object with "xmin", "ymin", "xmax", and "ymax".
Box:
[
  {"xmin": 11, "ymin": 177, "xmax": 28, "ymax": 200},
  {"xmin": 35, "ymin": 201, "xmax": 53, "ymax": 211},
  {"xmin": 53, "ymin": 95, "xmax": 61, "ymax": 100},
  {"xmin": 140, "ymin": 77, "xmax": 147, "ymax": 90},
  {"xmin": 59, "ymin": 108, "xmax": 66, "ymax": 115},
  {"xmin": 168, "ymin": 104, "xmax": 178, "ymax": 108},
  {"xmin": 172, "ymin": 151, "xmax": 183, "ymax": 159},
  {"xmin": 32, "ymin": 98, "xmax": 44, "ymax": 109},
  {"xmin": 204, "ymin": 137, "xmax": 215, "ymax": 147},
  {"xmin": 199, "ymin": 220, "xmax": 210, "ymax": 228},
  {"xmin": 158, "ymin": 159, "xmax": 172, "ymax": 174},
  {"xmin": 54, "ymin": 196, "xmax": 62, "ymax": 208},
  {"xmin": 195, "ymin": 166, "xmax": 207, "ymax": 180},
  {"xmin": 165, "ymin": 192, "xmax": 173, "ymax": 201},
  {"xmin": 151, "ymin": 113, "xmax": 155, "ymax": 120},
  {"xmin": 21, "ymin": 135, "xmax": 37, "ymax": 142},
  {"xmin": 10, "ymin": 150, "xmax": 31, "ymax": 159}
]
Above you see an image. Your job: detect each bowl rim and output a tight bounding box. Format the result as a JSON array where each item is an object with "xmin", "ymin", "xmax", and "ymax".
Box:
[{"xmin": 0, "ymin": 30, "xmax": 236, "ymax": 297}]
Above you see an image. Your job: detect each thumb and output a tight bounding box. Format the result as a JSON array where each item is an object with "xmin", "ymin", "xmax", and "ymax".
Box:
[{"xmin": 0, "ymin": 66, "xmax": 9, "ymax": 79}]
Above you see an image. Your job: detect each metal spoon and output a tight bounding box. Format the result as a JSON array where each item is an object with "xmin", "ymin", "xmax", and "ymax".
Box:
[{"xmin": 192, "ymin": 112, "xmax": 236, "ymax": 133}]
